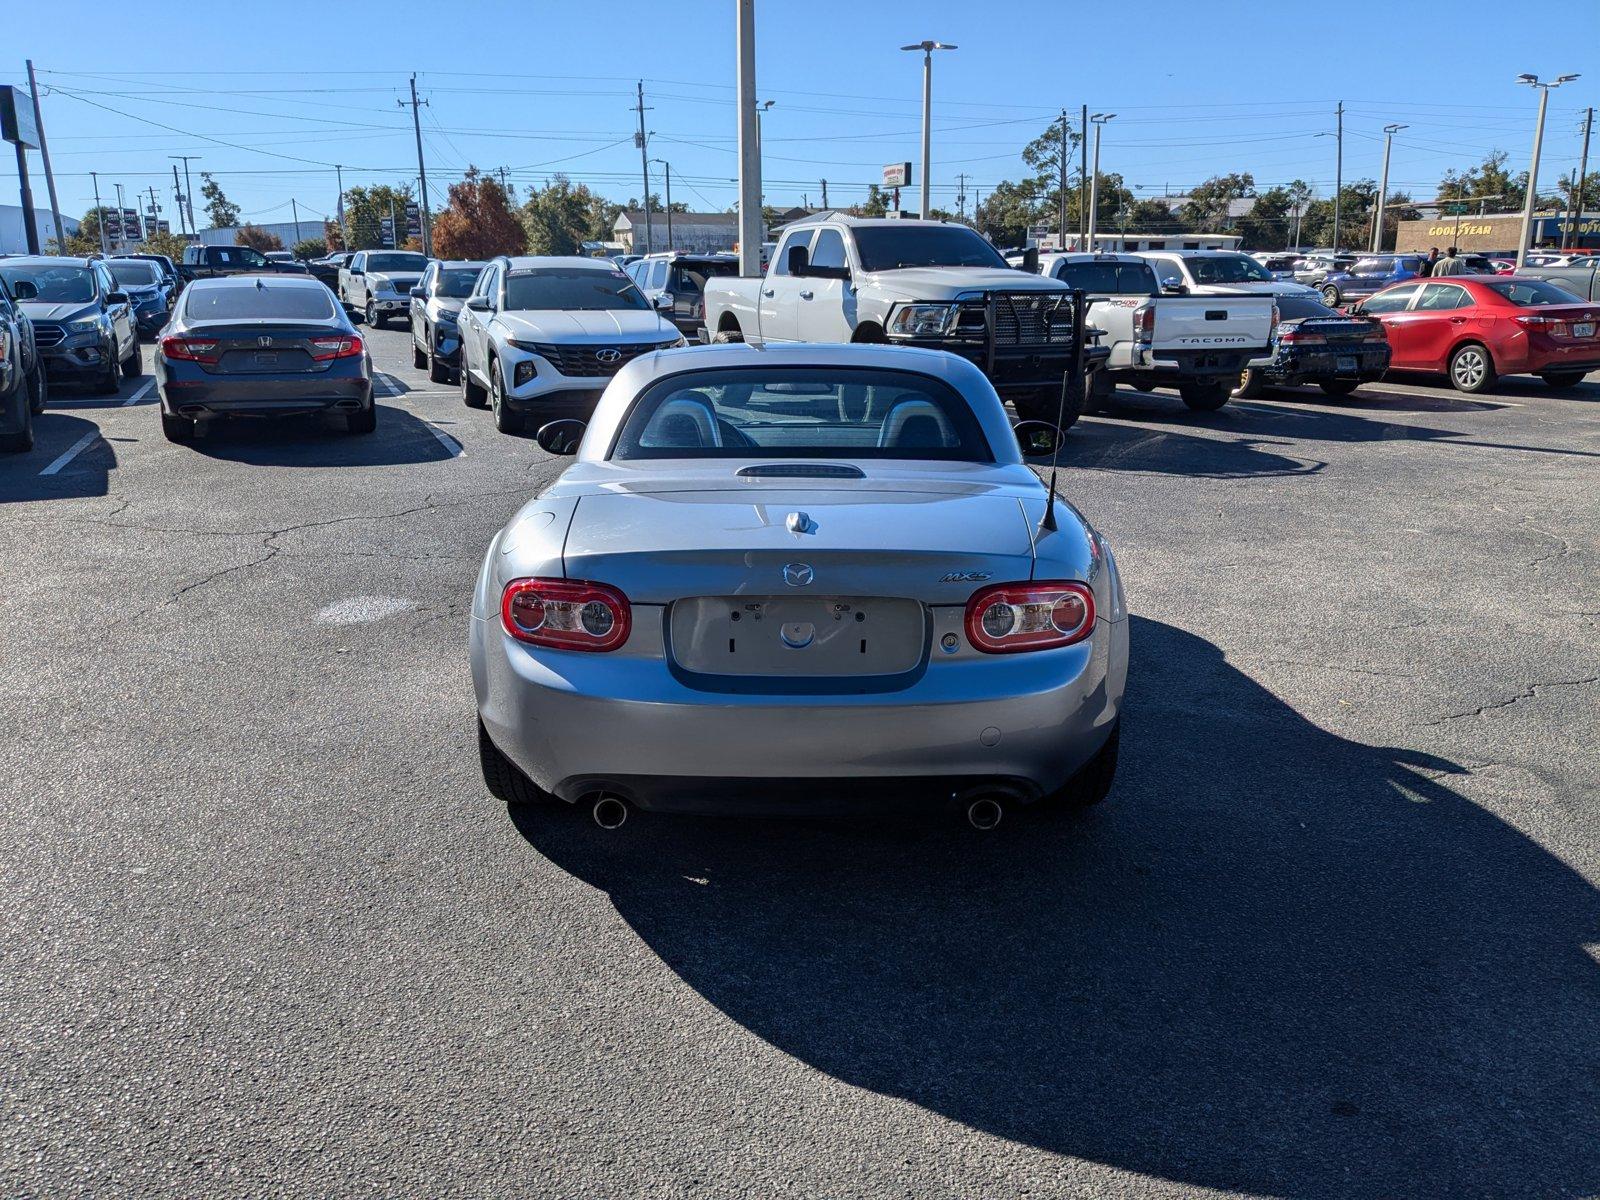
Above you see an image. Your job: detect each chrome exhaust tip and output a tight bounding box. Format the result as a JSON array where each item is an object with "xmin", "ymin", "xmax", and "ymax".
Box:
[
  {"xmin": 591, "ymin": 795, "xmax": 629, "ymax": 830},
  {"xmin": 965, "ymin": 796, "xmax": 1004, "ymax": 831}
]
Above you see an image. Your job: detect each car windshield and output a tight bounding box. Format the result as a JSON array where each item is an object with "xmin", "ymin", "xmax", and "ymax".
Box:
[
  {"xmin": 1483, "ymin": 279, "xmax": 1585, "ymax": 306},
  {"xmin": 365, "ymin": 253, "xmax": 427, "ymax": 273},
  {"xmin": 612, "ymin": 367, "xmax": 994, "ymax": 462},
  {"xmin": 436, "ymin": 268, "xmax": 482, "ymax": 298},
  {"xmin": 1057, "ymin": 262, "xmax": 1157, "ymax": 295},
  {"xmin": 183, "ymin": 283, "xmax": 336, "ymax": 321},
  {"xmin": 108, "ymin": 261, "xmax": 161, "ymax": 286},
  {"xmin": 504, "ymin": 266, "xmax": 648, "ymax": 311},
  {"xmin": 1187, "ymin": 255, "xmax": 1274, "ymax": 284},
  {"xmin": 853, "ymin": 226, "xmax": 1007, "ymax": 272},
  {"xmin": 0, "ymin": 264, "xmax": 96, "ymax": 303},
  {"xmin": 1348, "ymin": 258, "xmax": 1393, "ymax": 276}
]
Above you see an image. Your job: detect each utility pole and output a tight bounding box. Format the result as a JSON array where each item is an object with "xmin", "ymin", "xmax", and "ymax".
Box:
[
  {"xmin": 735, "ymin": 0, "xmax": 762, "ymax": 277},
  {"xmin": 170, "ymin": 156, "xmax": 200, "ymax": 238},
  {"xmin": 1079, "ymin": 103, "xmax": 1088, "ymax": 247},
  {"xmin": 114, "ymin": 183, "xmax": 126, "ymax": 251},
  {"xmin": 389, "ymin": 196, "xmax": 399, "ymax": 249},
  {"xmin": 290, "ymin": 197, "xmax": 301, "ymax": 247},
  {"xmin": 820, "ymin": 178, "xmax": 829, "ymax": 209},
  {"xmin": 955, "ymin": 172, "xmax": 968, "ymax": 222},
  {"xmin": 1332, "ymin": 101, "xmax": 1344, "ymax": 252},
  {"xmin": 1372, "ymin": 122, "xmax": 1407, "ymax": 253},
  {"xmin": 90, "ymin": 171, "xmax": 107, "ymax": 254},
  {"xmin": 145, "ymin": 184, "xmax": 160, "ymax": 240},
  {"xmin": 25, "ymin": 61, "xmax": 65, "ymax": 256},
  {"xmin": 651, "ymin": 158, "xmax": 674, "ymax": 249},
  {"xmin": 402, "ymin": 75, "xmax": 433, "ymax": 255},
  {"xmin": 171, "ymin": 165, "xmax": 187, "ymax": 238},
  {"xmin": 334, "ymin": 164, "xmax": 347, "ymax": 247},
  {"xmin": 496, "ymin": 166, "xmax": 510, "ymax": 194},
  {"xmin": 635, "ymin": 80, "xmax": 654, "ymax": 253},
  {"xmin": 1564, "ymin": 106, "xmax": 1593, "ymax": 250},
  {"xmin": 1088, "ymin": 114, "xmax": 1114, "ymax": 252},
  {"xmin": 1058, "ymin": 109, "xmax": 1069, "ymax": 247}
]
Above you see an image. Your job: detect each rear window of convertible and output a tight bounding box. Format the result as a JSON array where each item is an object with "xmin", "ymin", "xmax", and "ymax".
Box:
[{"xmin": 611, "ymin": 368, "xmax": 995, "ymax": 462}]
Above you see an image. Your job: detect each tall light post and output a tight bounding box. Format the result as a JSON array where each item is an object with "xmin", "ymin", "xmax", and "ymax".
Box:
[
  {"xmin": 1372, "ymin": 123, "xmax": 1408, "ymax": 252},
  {"xmin": 650, "ymin": 158, "xmax": 674, "ymax": 250},
  {"xmin": 1515, "ymin": 72, "xmax": 1580, "ymax": 268},
  {"xmin": 735, "ymin": 0, "xmax": 762, "ymax": 276},
  {"xmin": 1086, "ymin": 113, "xmax": 1115, "ymax": 252},
  {"xmin": 900, "ymin": 40, "xmax": 956, "ymax": 219}
]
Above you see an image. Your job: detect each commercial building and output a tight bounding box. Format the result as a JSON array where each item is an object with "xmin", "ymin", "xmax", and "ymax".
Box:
[
  {"xmin": 1393, "ymin": 211, "xmax": 1600, "ymax": 253},
  {"xmin": 194, "ymin": 218, "xmax": 329, "ymax": 249},
  {"xmin": 0, "ymin": 204, "xmax": 78, "ymax": 254},
  {"xmin": 613, "ymin": 210, "xmax": 738, "ymax": 254}
]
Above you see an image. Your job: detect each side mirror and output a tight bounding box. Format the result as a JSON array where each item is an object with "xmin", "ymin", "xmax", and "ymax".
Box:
[
  {"xmin": 1348, "ymin": 302, "xmax": 1364, "ymax": 316},
  {"xmin": 349, "ymin": 267, "xmax": 364, "ymax": 277},
  {"xmin": 1161, "ymin": 282, "xmax": 1188, "ymax": 295},
  {"xmin": 654, "ymin": 292, "xmax": 675, "ymax": 311},
  {"xmin": 535, "ymin": 419, "xmax": 586, "ymax": 456},
  {"xmin": 1014, "ymin": 419, "xmax": 1063, "ymax": 461},
  {"xmin": 106, "ymin": 291, "xmax": 129, "ymax": 305},
  {"xmin": 409, "ymin": 287, "xmax": 425, "ymax": 299},
  {"xmin": 11, "ymin": 280, "xmax": 36, "ymax": 300},
  {"xmin": 466, "ymin": 297, "xmax": 492, "ymax": 312},
  {"xmin": 786, "ymin": 243, "xmax": 810, "ymax": 277}
]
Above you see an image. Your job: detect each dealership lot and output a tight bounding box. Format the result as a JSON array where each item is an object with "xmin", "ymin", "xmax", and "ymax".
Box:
[{"xmin": 3, "ymin": 327, "xmax": 1597, "ymax": 1196}]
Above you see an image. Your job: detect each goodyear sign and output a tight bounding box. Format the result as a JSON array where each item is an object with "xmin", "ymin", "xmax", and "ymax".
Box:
[
  {"xmin": 1537, "ymin": 216, "xmax": 1600, "ymax": 240},
  {"xmin": 1427, "ymin": 222, "xmax": 1495, "ymax": 237}
]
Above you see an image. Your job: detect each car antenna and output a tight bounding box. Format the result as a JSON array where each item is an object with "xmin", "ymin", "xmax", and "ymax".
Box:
[{"xmin": 1040, "ymin": 287, "xmax": 1087, "ymax": 535}]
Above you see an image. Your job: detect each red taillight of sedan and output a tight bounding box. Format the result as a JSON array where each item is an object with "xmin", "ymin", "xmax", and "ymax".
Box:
[
  {"xmin": 963, "ymin": 581, "xmax": 1095, "ymax": 654},
  {"xmin": 310, "ymin": 334, "xmax": 364, "ymax": 361},
  {"xmin": 160, "ymin": 335, "xmax": 221, "ymax": 364},
  {"xmin": 501, "ymin": 578, "xmax": 632, "ymax": 652}
]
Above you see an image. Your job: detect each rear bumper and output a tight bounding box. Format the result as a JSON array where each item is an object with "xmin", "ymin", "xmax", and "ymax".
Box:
[
  {"xmin": 1261, "ymin": 345, "xmax": 1391, "ymax": 385},
  {"xmin": 158, "ymin": 374, "xmax": 372, "ymax": 418},
  {"xmin": 1139, "ymin": 346, "xmax": 1272, "ymax": 378},
  {"xmin": 472, "ymin": 608, "xmax": 1129, "ymax": 812}
]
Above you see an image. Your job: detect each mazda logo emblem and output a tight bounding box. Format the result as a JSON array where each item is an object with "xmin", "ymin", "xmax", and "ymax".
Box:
[
  {"xmin": 783, "ymin": 563, "xmax": 814, "ymax": 587},
  {"xmin": 595, "ymin": 347, "xmax": 622, "ymax": 364}
]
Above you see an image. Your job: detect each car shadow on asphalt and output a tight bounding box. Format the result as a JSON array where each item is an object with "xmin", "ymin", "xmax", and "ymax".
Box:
[
  {"xmin": 0, "ymin": 413, "xmax": 115, "ymax": 505},
  {"xmin": 1062, "ymin": 416, "xmax": 1327, "ymax": 479},
  {"xmin": 509, "ymin": 616, "xmax": 1600, "ymax": 1199},
  {"xmin": 183, "ymin": 404, "xmax": 456, "ymax": 468}
]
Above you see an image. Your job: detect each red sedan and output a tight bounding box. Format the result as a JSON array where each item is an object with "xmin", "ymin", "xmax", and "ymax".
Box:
[{"xmin": 1356, "ymin": 275, "xmax": 1600, "ymax": 393}]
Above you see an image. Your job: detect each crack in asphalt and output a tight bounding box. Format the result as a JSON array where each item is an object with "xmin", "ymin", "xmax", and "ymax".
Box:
[
  {"xmin": 1524, "ymin": 524, "xmax": 1576, "ymax": 573},
  {"xmin": 1423, "ymin": 676, "xmax": 1599, "ymax": 726}
]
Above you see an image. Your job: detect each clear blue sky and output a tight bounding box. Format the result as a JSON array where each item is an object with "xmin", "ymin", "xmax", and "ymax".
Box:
[{"xmin": 11, "ymin": 0, "xmax": 1598, "ymax": 230}]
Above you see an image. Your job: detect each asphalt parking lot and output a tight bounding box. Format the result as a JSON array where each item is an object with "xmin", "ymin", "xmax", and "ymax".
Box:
[{"xmin": 3, "ymin": 327, "xmax": 1597, "ymax": 1198}]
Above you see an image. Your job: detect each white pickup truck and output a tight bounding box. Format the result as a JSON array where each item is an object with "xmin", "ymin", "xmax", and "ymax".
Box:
[
  {"xmin": 700, "ymin": 214, "xmax": 1104, "ymax": 425},
  {"xmin": 1037, "ymin": 253, "xmax": 1278, "ymax": 410}
]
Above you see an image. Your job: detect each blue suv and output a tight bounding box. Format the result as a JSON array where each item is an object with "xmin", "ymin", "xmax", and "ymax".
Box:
[{"xmin": 1318, "ymin": 254, "xmax": 1424, "ymax": 307}]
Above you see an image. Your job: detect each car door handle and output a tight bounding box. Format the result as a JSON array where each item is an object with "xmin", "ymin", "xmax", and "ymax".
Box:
[
  {"xmin": 762, "ymin": 288, "xmax": 775, "ymax": 297},
  {"xmin": 799, "ymin": 290, "xmax": 814, "ymax": 300},
  {"xmin": 1449, "ymin": 317, "xmax": 1467, "ymax": 324}
]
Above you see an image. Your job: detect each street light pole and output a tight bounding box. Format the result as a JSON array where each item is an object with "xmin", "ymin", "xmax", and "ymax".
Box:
[
  {"xmin": 1372, "ymin": 123, "xmax": 1408, "ymax": 252},
  {"xmin": 90, "ymin": 171, "xmax": 107, "ymax": 254},
  {"xmin": 1087, "ymin": 113, "xmax": 1115, "ymax": 253},
  {"xmin": 1332, "ymin": 101, "xmax": 1344, "ymax": 252},
  {"xmin": 735, "ymin": 0, "xmax": 763, "ymax": 277},
  {"xmin": 170, "ymin": 156, "xmax": 201, "ymax": 239},
  {"xmin": 651, "ymin": 159, "xmax": 673, "ymax": 249},
  {"xmin": 900, "ymin": 41, "xmax": 956, "ymax": 219},
  {"xmin": 1515, "ymin": 73, "xmax": 1580, "ymax": 268},
  {"xmin": 1566, "ymin": 107, "xmax": 1593, "ymax": 251}
]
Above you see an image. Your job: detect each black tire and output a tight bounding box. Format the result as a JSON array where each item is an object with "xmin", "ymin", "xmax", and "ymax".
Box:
[
  {"xmin": 490, "ymin": 358, "xmax": 523, "ymax": 434},
  {"xmin": 94, "ymin": 340, "xmax": 121, "ymax": 395},
  {"xmin": 478, "ymin": 718, "xmax": 552, "ymax": 809},
  {"xmin": 27, "ymin": 364, "xmax": 47, "ymax": 414},
  {"xmin": 345, "ymin": 404, "xmax": 377, "ymax": 434},
  {"xmin": 366, "ymin": 300, "xmax": 386, "ymax": 330},
  {"xmin": 1178, "ymin": 379, "xmax": 1232, "ymax": 411},
  {"xmin": 1321, "ymin": 284, "xmax": 1341, "ymax": 306},
  {"xmin": 1012, "ymin": 376, "xmax": 1086, "ymax": 430},
  {"xmin": 428, "ymin": 346, "xmax": 452, "ymax": 384},
  {"xmin": 412, "ymin": 338, "xmax": 427, "ymax": 370},
  {"xmin": 1319, "ymin": 378, "xmax": 1361, "ymax": 397},
  {"xmin": 1448, "ymin": 342, "xmax": 1496, "ymax": 394},
  {"xmin": 161, "ymin": 413, "xmax": 195, "ymax": 442},
  {"xmin": 121, "ymin": 339, "xmax": 142, "ymax": 379},
  {"xmin": 710, "ymin": 327, "xmax": 743, "ymax": 344},
  {"xmin": 1540, "ymin": 370, "xmax": 1587, "ymax": 389},
  {"xmin": 1049, "ymin": 721, "xmax": 1120, "ymax": 811},
  {"xmin": 1085, "ymin": 370, "xmax": 1115, "ymax": 412},
  {"xmin": 1, "ymin": 376, "xmax": 33, "ymax": 453},
  {"xmin": 1233, "ymin": 368, "xmax": 1266, "ymax": 399},
  {"xmin": 1132, "ymin": 381, "xmax": 1157, "ymax": 392},
  {"xmin": 348, "ymin": 304, "xmax": 364, "ymax": 325},
  {"xmin": 461, "ymin": 358, "xmax": 488, "ymax": 408}
]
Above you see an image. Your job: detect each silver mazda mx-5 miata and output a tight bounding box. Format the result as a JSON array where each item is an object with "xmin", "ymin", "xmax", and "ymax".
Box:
[{"xmin": 470, "ymin": 343, "xmax": 1128, "ymax": 829}]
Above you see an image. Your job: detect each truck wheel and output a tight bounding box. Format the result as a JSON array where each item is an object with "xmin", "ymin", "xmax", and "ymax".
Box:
[
  {"xmin": 1233, "ymin": 368, "xmax": 1266, "ymax": 399},
  {"xmin": 711, "ymin": 328, "xmax": 743, "ymax": 344},
  {"xmin": 1, "ymin": 379, "xmax": 33, "ymax": 453},
  {"xmin": 94, "ymin": 342, "xmax": 121, "ymax": 395},
  {"xmin": 365, "ymin": 300, "xmax": 383, "ymax": 329},
  {"xmin": 1448, "ymin": 343, "xmax": 1495, "ymax": 393},
  {"xmin": 27, "ymin": 364, "xmax": 47, "ymax": 414},
  {"xmin": 121, "ymin": 340, "xmax": 142, "ymax": 379},
  {"xmin": 1178, "ymin": 380, "xmax": 1232, "ymax": 411},
  {"xmin": 1013, "ymin": 379, "xmax": 1085, "ymax": 430},
  {"xmin": 461, "ymin": 360, "xmax": 488, "ymax": 408},
  {"xmin": 1319, "ymin": 379, "xmax": 1361, "ymax": 397},
  {"xmin": 428, "ymin": 347, "xmax": 452, "ymax": 384},
  {"xmin": 1539, "ymin": 370, "xmax": 1586, "ymax": 389}
]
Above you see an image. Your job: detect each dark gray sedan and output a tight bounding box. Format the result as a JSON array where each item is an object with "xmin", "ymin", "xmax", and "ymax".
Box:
[{"xmin": 154, "ymin": 276, "xmax": 374, "ymax": 442}]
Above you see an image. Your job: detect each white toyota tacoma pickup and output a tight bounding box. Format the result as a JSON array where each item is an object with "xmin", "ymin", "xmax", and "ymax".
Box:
[
  {"xmin": 701, "ymin": 215, "xmax": 1105, "ymax": 425},
  {"xmin": 1038, "ymin": 253, "xmax": 1277, "ymax": 411},
  {"xmin": 1137, "ymin": 249, "xmax": 1320, "ymax": 300}
]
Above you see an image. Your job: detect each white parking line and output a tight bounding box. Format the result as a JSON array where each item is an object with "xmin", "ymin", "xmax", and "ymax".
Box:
[
  {"xmin": 422, "ymin": 421, "xmax": 465, "ymax": 457},
  {"xmin": 39, "ymin": 431, "xmax": 102, "ymax": 476},
  {"xmin": 122, "ymin": 379, "xmax": 155, "ymax": 406}
]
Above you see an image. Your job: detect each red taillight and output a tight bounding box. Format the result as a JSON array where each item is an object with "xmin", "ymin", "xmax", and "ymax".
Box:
[
  {"xmin": 1269, "ymin": 303, "xmax": 1280, "ymax": 337},
  {"xmin": 1133, "ymin": 304, "xmax": 1155, "ymax": 343},
  {"xmin": 160, "ymin": 334, "xmax": 220, "ymax": 364},
  {"xmin": 310, "ymin": 334, "xmax": 364, "ymax": 361},
  {"xmin": 1280, "ymin": 329, "xmax": 1326, "ymax": 345},
  {"xmin": 963, "ymin": 580, "xmax": 1095, "ymax": 654},
  {"xmin": 500, "ymin": 577, "xmax": 631, "ymax": 653}
]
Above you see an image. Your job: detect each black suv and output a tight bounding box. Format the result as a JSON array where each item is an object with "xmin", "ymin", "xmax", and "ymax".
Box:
[
  {"xmin": 0, "ymin": 274, "xmax": 47, "ymax": 452},
  {"xmin": 0, "ymin": 257, "xmax": 141, "ymax": 394}
]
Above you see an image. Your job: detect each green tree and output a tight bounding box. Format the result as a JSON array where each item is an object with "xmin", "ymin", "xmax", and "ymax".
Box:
[
  {"xmin": 52, "ymin": 207, "xmax": 104, "ymax": 256},
  {"xmin": 627, "ymin": 193, "xmax": 688, "ymax": 214},
  {"xmin": 433, "ymin": 167, "xmax": 527, "ymax": 259},
  {"xmin": 199, "ymin": 173, "xmax": 240, "ymax": 229},
  {"xmin": 1297, "ymin": 180, "xmax": 1378, "ymax": 251},
  {"xmin": 521, "ymin": 175, "xmax": 601, "ymax": 256},
  {"xmin": 235, "ymin": 224, "xmax": 283, "ymax": 252},
  {"xmin": 1020, "ymin": 115, "xmax": 1085, "ymax": 234},
  {"xmin": 292, "ymin": 237, "xmax": 327, "ymax": 260},
  {"xmin": 976, "ymin": 179, "xmax": 1044, "ymax": 247},
  {"xmin": 853, "ymin": 185, "xmax": 890, "ymax": 219},
  {"xmin": 1234, "ymin": 187, "xmax": 1295, "ymax": 250},
  {"xmin": 342, "ymin": 183, "xmax": 417, "ymax": 250},
  {"xmin": 138, "ymin": 230, "xmax": 190, "ymax": 263},
  {"xmin": 1180, "ymin": 173, "xmax": 1255, "ymax": 233}
]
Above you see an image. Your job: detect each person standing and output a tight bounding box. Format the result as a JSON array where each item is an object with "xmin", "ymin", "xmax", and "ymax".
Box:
[
  {"xmin": 1420, "ymin": 246, "xmax": 1440, "ymax": 277},
  {"xmin": 1432, "ymin": 246, "xmax": 1470, "ymax": 276}
]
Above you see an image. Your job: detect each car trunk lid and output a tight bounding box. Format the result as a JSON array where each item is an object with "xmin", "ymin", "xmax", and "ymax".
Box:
[{"xmin": 179, "ymin": 322, "xmax": 348, "ymax": 374}]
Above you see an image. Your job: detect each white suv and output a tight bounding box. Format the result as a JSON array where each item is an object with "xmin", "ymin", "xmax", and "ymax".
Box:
[{"xmin": 456, "ymin": 256, "xmax": 686, "ymax": 434}]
